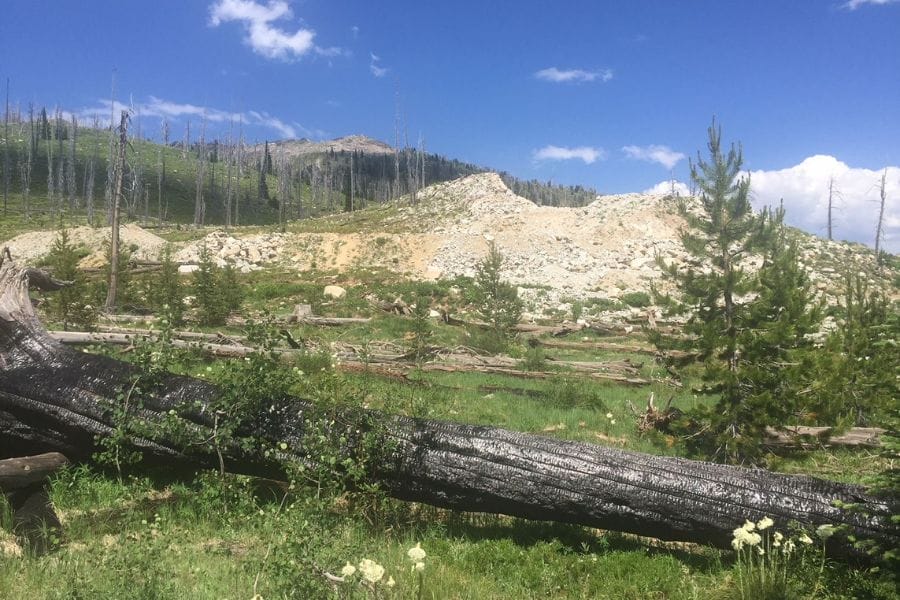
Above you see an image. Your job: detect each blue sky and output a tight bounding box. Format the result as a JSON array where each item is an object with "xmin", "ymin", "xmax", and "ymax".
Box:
[{"xmin": 1, "ymin": 0, "xmax": 898, "ymax": 249}]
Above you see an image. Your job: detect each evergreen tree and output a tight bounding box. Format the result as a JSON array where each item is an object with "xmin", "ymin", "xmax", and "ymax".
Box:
[
  {"xmin": 45, "ymin": 229, "xmax": 96, "ymax": 330},
  {"xmin": 219, "ymin": 262, "xmax": 244, "ymax": 314},
  {"xmin": 151, "ymin": 245, "xmax": 184, "ymax": 325},
  {"xmin": 473, "ymin": 242, "xmax": 522, "ymax": 339},
  {"xmin": 803, "ymin": 273, "xmax": 898, "ymax": 426},
  {"xmin": 192, "ymin": 245, "xmax": 242, "ymax": 326},
  {"xmin": 652, "ymin": 121, "xmax": 819, "ymax": 463},
  {"xmin": 193, "ymin": 243, "xmax": 226, "ymax": 326},
  {"xmin": 409, "ymin": 290, "xmax": 433, "ymax": 364}
]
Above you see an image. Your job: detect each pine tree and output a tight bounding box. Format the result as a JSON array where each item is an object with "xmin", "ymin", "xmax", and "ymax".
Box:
[
  {"xmin": 804, "ymin": 273, "xmax": 898, "ymax": 426},
  {"xmin": 194, "ymin": 243, "xmax": 226, "ymax": 326},
  {"xmin": 474, "ymin": 242, "xmax": 522, "ymax": 340},
  {"xmin": 45, "ymin": 229, "xmax": 96, "ymax": 331},
  {"xmin": 652, "ymin": 121, "xmax": 820, "ymax": 463},
  {"xmin": 219, "ymin": 263, "xmax": 243, "ymax": 314},
  {"xmin": 409, "ymin": 290, "xmax": 433, "ymax": 364},
  {"xmin": 152, "ymin": 245, "xmax": 184, "ymax": 325}
]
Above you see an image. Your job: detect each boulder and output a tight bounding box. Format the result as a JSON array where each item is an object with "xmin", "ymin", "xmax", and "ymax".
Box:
[{"xmin": 323, "ymin": 285, "xmax": 347, "ymax": 300}]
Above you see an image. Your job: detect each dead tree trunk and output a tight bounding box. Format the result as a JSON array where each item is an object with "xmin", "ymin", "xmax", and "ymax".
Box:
[
  {"xmin": 0, "ymin": 261, "xmax": 895, "ymax": 560},
  {"xmin": 104, "ymin": 111, "xmax": 128, "ymax": 312}
]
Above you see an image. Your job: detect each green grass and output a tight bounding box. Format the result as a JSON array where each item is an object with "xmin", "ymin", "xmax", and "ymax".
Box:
[{"xmin": 4, "ymin": 265, "xmax": 896, "ymax": 599}]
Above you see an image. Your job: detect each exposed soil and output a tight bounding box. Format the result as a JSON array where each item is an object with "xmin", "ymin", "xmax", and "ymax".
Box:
[{"xmin": 2, "ymin": 172, "xmax": 891, "ymax": 315}]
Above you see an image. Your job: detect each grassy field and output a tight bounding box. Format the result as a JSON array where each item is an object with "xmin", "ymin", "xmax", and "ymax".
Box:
[{"xmin": 1, "ymin": 264, "xmax": 895, "ymax": 600}]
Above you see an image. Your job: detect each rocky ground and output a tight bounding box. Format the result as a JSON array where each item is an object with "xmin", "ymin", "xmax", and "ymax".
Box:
[{"xmin": 1, "ymin": 172, "xmax": 892, "ymax": 316}]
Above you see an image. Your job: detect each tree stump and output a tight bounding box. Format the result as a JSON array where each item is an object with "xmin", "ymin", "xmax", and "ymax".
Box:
[{"xmin": 0, "ymin": 452, "xmax": 68, "ymax": 554}]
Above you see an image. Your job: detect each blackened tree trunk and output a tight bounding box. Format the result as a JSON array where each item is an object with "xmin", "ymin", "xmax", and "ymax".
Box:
[{"xmin": 0, "ymin": 260, "xmax": 895, "ymax": 561}]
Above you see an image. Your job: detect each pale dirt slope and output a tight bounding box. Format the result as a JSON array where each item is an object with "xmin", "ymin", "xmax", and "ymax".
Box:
[{"xmin": 2, "ymin": 173, "xmax": 890, "ymax": 314}]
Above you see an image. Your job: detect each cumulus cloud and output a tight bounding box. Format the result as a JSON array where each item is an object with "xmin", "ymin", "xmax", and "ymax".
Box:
[
  {"xmin": 842, "ymin": 0, "xmax": 898, "ymax": 9},
  {"xmin": 209, "ymin": 0, "xmax": 340, "ymax": 60},
  {"xmin": 644, "ymin": 156, "xmax": 899, "ymax": 251},
  {"xmin": 643, "ymin": 180, "xmax": 691, "ymax": 196},
  {"xmin": 533, "ymin": 145, "xmax": 606, "ymax": 164},
  {"xmin": 369, "ymin": 52, "xmax": 388, "ymax": 78},
  {"xmin": 73, "ymin": 96, "xmax": 321, "ymax": 140},
  {"xmin": 534, "ymin": 67, "xmax": 613, "ymax": 83},
  {"xmin": 623, "ymin": 144, "xmax": 686, "ymax": 170},
  {"xmin": 747, "ymin": 156, "xmax": 899, "ymax": 252}
]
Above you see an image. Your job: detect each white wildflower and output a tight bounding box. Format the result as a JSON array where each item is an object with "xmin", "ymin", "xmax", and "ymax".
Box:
[
  {"xmin": 340, "ymin": 562, "xmax": 356, "ymax": 577},
  {"xmin": 756, "ymin": 546, "xmax": 765, "ymax": 556},
  {"xmin": 772, "ymin": 531, "xmax": 783, "ymax": 547},
  {"xmin": 816, "ymin": 524, "xmax": 836, "ymax": 541},
  {"xmin": 798, "ymin": 533, "xmax": 814, "ymax": 545},
  {"xmin": 413, "ymin": 561, "xmax": 426, "ymax": 573},
  {"xmin": 407, "ymin": 542, "xmax": 427, "ymax": 562},
  {"xmin": 385, "ymin": 576, "xmax": 395, "ymax": 588},
  {"xmin": 358, "ymin": 559, "xmax": 385, "ymax": 584},
  {"xmin": 742, "ymin": 520, "xmax": 756, "ymax": 532},
  {"xmin": 756, "ymin": 516, "xmax": 774, "ymax": 530},
  {"xmin": 783, "ymin": 539, "xmax": 796, "ymax": 554},
  {"xmin": 605, "ymin": 412, "xmax": 613, "ymax": 419},
  {"xmin": 610, "ymin": 419, "xmax": 616, "ymax": 425}
]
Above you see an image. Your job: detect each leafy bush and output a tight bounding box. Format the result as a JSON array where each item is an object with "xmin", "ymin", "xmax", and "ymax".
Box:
[
  {"xmin": 521, "ymin": 345, "xmax": 547, "ymax": 372},
  {"xmin": 621, "ymin": 291, "xmax": 651, "ymax": 308}
]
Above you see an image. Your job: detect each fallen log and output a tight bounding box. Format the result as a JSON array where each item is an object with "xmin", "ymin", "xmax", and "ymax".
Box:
[
  {"xmin": 764, "ymin": 426, "xmax": 886, "ymax": 449},
  {"xmin": 0, "ymin": 452, "xmax": 69, "ymax": 554},
  {"xmin": 533, "ymin": 338, "xmax": 656, "ymax": 354},
  {"xmin": 0, "ymin": 452, "xmax": 69, "ymax": 491},
  {"xmin": 0, "ymin": 262, "xmax": 896, "ymax": 560}
]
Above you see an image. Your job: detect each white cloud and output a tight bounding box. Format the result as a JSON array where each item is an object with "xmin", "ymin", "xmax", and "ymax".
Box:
[
  {"xmin": 533, "ymin": 145, "xmax": 606, "ymax": 164},
  {"xmin": 209, "ymin": 0, "xmax": 339, "ymax": 60},
  {"xmin": 747, "ymin": 156, "xmax": 899, "ymax": 252},
  {"xmin": 369, "ymin": 52, "xmax": 388, "ymax": 77},
  {"xmin": 534, "ymin": 67, "xmax": 613, "ymax": 83},
  {"xmin": 842, "ymin": 0, "xmax": 898, "ymax": 9},
  {"xmin": 73, "ymin": 96, "xmax": 322, "ymax": 140},
  {"xmin": 643, "ymin": 180, "xmax": 691, "ymax": 196},
  {"xmin": 622, "ymin": 144, "xmax": 686, "ymax": 170}
]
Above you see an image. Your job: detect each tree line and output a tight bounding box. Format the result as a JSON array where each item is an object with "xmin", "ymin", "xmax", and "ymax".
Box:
[{"xmin": 1, "ymin": 103, "xmax": 604, "ymax": 230}]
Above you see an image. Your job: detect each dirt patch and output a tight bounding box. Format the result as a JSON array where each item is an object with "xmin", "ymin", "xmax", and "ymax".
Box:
[{"xmin": 1, "ymin": 224, "xmax": 167, "ymax": 266}]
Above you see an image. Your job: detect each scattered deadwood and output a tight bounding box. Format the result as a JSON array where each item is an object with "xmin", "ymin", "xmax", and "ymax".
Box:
[
  {"xmin": 764, "ymin": 426, "xmax": 885, "ymax": 449},
  {"xmin": 533, "ymin": 338, "xmax": 655, "ymax": 354},
  {"xmin": 50, "ymin": 327, "xmax": 670, "ymax": 387},
  {"xmin": 98, "ymin": 313, "xmax": 159, "ymax": 324},
  {"xmin": 367, "ymin": 295, "xmax": 412, "ymax": 315},
  {"xmin": 629, "ymin": 395, "xmax": 886, "ymax": 450},
  {"xmin": 296, "ymin": 316, "xmax": 371, "ymax": 326},
  {"xmin": 0, "ymin": 452, "xmax": 69, "ymax": 491},
  {"xmin": 1, "ymin": 261, "xmax": 897, "ymax": 561},
  {"xmin": 630, "ymin": 393, "xmax": 681, "ymax": 434},
  {"xmin": 94, "ymin": 325, "xmax": 246, "ymax": 345},
  {"xmin": 0, "ymin": 453, "xmax": 69, "ymax": 554}
]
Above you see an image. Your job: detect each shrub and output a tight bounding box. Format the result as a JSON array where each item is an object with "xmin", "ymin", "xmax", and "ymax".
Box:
[{"xmin": 621, "ymin": 291, "xmax": 651, "ymax": 308}]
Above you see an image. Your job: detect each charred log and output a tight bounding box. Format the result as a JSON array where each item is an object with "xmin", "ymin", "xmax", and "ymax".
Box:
[{"xmin": 0, "ymin": 262, "xmax": 897, "ymax": 560}]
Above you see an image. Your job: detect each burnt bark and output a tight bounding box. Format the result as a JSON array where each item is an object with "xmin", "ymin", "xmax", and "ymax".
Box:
[{"xmin": 0, "ymin": 261, "xmax": 896, "ymax": 560}]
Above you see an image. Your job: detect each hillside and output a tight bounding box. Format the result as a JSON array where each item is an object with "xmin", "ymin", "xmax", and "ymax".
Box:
[
  {"xmin": 4, "ymin": 172, "xmax": 892, "ymax": 317},
  {"xmin": 257, "ymin": 135, "xmax": 395, "ymax": 158},
  {"xmin": 0, "ymin": 122, "xmax": 595, "ymax": 244}
]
